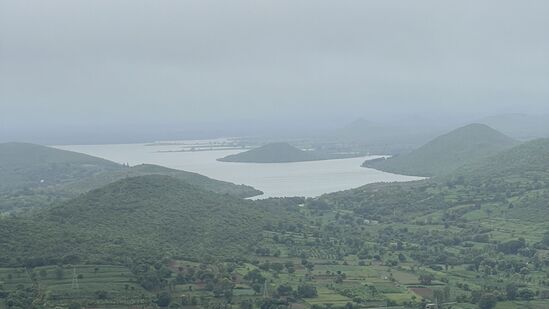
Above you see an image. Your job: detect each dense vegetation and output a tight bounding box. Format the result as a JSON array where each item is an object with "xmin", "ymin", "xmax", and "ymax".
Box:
[
  {"xmin": 218, "ymin": 142, "xmax": 321, "ymax": 163},
  {"xmin": 364, "ymin": 124, "xmax": 518, "ymax": 176},
  {"xmin": 0, "ymin": 176, "xmax": 304, "ymax": 308},
  {"xmin": 1, "ymin": 137, "xmax": 549, "ymax": 308},
  {"xmin": 0, "ymin": 143, "xmax": 261, "ymax": 212},
  {"xmin": 0, "ymin": 175, "xmax": 281, "ymax": 266}
]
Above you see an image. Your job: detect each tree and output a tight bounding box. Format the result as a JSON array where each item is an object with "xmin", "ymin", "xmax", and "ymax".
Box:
[
  {"xmin": 518, "ymin": 288, "xmax": 535, "ymax": 301},
  {"xmin": 244, "ymin": 269, "xmax": 265, "ymax": 283},
  {"xmin": 478, "ymin": 293, "xmax": 497, "ymax": 309},
  {"xmin": 95, "ymin": 290, "xmax": 109, "ymax": 300},
  {"xmin": 156, "ymin": 291, "xmax": 172, "ymax": 307},
  {"xmin": 367, "ymin": 285, "xmax": 377, "ymax": 297},
  {"xmin": 277, "ymin": 284, "xmax": 293, "ymax": 296},
  {"xmin": 252, "ymin": 283, "xmax": 262, "ymax": 295},
  {"xmin": 239, "ymin": 299, "xmax": 253, "ymax": 309},
  {"xmin": 297, "ymin": 284, "xmax": 318, "ymax": 298},
  {"xmin": 505, "ymin": 283, "xmax": 518, "ymax": 300},
  {"xmin": 497, "ymin": 239, "xmax": 526, "ymax": 254}
]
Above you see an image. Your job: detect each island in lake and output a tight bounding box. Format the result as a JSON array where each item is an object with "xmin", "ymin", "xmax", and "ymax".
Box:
[{"xmin": 217, "ymin": 142, "xmax": 322, "ymax": 163}]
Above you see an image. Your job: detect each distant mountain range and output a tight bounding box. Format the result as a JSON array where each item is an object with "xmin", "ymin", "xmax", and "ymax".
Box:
[{"xmin": 363, "ymin": 123, "xmax": 518, "ymax": 176}]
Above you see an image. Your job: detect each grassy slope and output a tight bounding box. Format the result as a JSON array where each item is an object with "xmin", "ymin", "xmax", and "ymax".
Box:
[
  {"xmin": 364, "ymin": 123, "xmax": 518, "ymax": 176},
  {"xmin": 218, "ymin": 142, "xmax": 320, "ymax": 163}
]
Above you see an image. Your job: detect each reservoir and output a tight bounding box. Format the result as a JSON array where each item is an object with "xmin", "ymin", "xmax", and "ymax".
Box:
[{"xmin": 56, "ymin": 140, "xmax": 423, "ymax": 198}]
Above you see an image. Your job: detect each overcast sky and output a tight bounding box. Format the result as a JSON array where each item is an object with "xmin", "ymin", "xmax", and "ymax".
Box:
[{"xmin": 1, "ymin": 0, "xmax": 549, "ymax": 142}]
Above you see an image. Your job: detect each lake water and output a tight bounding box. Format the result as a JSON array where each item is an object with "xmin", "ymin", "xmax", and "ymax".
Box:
[{"xmin": 55, "ymin": 140, "xmax": 423, "ymax": 198}]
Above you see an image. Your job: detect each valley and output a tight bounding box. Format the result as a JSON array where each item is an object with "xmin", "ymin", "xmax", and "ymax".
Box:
[{"xmin": 1, "ymin": 130, "xmax": 549, "ymax": 309}]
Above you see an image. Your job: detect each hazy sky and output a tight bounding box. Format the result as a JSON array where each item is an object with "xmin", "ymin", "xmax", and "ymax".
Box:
[{"xmin": 1, "ymin": 0, "xmax": 549, "ymax": 142}]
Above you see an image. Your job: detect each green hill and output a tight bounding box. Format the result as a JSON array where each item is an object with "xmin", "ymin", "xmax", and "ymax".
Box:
[
  {"xmin": 0, "ymin": 143, "xmax": 262, "ymax": 212},
  {"xmin": 64, "ymin": 163, "xmax": 262, "ymax": 198},
  {"xmin": 363, "ymin": 123, "xmax": 518, "ymax": 176},
  {"xmin": 0, "ymin": 175, "xmax": 279, "ymax": 266},
  {"xmin": 218, "ymin": 142, "xmax": 320, "ymax": 163},
  {"xmin": 326, "ymin": 138, "xmax": 549, "ymax": 222},
  {"xmin": 446, "ymin": 138, "xmax": 549, "ymax": 190}
]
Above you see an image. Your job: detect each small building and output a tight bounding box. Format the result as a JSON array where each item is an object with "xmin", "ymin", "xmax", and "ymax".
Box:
[{"xmin": 425, "ymin": 304, "xmax": 438, "ymax": 309}]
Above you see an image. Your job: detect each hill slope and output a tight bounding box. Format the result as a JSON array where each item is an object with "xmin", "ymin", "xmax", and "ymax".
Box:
[
  {"xmin": 326, "ymin": 138, "xmax": 549, "ymax": 222},
  {"xmin": 0, "ymin": 175, "xmax": 273, "ymax": 266},
  {"xmin": 65, "ymin": 163, "xmax": 262, "ymax": 198},
  {"xmin": 448, "ymin": 137, "xmax": 549, "ymax": 187},
  {"xmin": 0, "ymin": 142, "xmax": 120, "ymax": 192},
  {"xmin": 363, "ymin": 123, "xmax": 518, "ymax": 176},
  {"xmin": 0, "ymin": 143, "xmax": 262, "ymax": 211},
  {"xmin": 218, "ymin": 142, "xmax": 320, "ymax": 163}
]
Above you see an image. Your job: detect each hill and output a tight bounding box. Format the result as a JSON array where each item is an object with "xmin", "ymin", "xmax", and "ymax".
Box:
[
  {"xmin": 447, "ymin": 137, "xmax": 549, "ymax": 190},
  {"xmin": 327, "ymin": 138, "xmax": 549, "ymax": 222},
  {"xmin": 0, "ymin": 143, "xmax": 262, "ymax": 212},
  {"xmin": 65, "ymin": 163, "xmax": 262, "ymax": 198},
  {"xmin": 363, "ymin": 123, "xmax": 518, "ymax": 176},
  {"xmin": 218, "ymin": 142, "xmax": 320, "ymax": 163},
  {"xmin": 0, "ymin": 175, "xmax": 282, "ymax": 266}
]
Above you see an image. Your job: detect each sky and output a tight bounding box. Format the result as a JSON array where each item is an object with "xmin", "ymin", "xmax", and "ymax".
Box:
[{"xmin": 1, "ymin": 0, "xmax": 549, "ymax": 143}]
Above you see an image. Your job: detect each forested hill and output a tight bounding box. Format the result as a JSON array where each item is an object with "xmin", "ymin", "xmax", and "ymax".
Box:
[
  {"xmin": 65, "ymin": 163, "xmax": 262, "ymax": 199},
  {"xmin": 363, "ymin": 123, "xmax": 518, "ymax": 176},
  {"xmin": 218, "ymin": 142, "xmax": 320, "ymax": 163},
  {"xmin": 0, "ymin": 143, "xmax": 262, "ymax": 212},
  {"xmin": 446, "ymin": 137, "xmax": 549, "ymax": 187},
  {"xmin": 324, "ymin": 138, "xmax": 549, "ymax": 223},
  {"xmin": 0, "ymin": 175, "xmax": 280, "ymax": 266}
]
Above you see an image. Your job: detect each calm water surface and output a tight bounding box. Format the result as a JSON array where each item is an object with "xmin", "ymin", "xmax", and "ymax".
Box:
[{"xmin": 55, "ymin": 140, "xmax": 423, "ymax": 198}]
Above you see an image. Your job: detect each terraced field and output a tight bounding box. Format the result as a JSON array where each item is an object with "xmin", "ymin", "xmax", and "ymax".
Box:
[{"xmin": 1, "ymin": 265, "xmax": 151, "ymax": 308}]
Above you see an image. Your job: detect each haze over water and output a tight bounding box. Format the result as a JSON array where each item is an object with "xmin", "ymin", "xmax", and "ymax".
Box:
[{"xmin": 56, "ymin": 140, "xmax": 423, "ymax": 198}]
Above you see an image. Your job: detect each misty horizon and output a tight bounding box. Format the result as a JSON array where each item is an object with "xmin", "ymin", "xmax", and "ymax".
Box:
[{"xmin": 2, "ymin": 1, "xmax": 549, "ymax": 144}]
